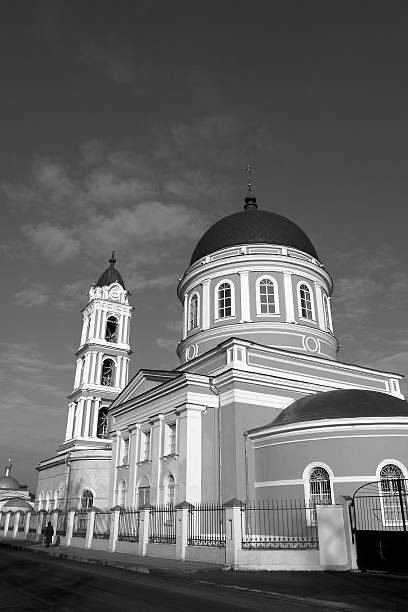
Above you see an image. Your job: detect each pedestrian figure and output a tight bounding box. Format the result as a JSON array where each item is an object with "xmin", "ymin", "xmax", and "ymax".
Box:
[{"xmin": 44, "ymin": 521, "xmax": 54, "ymax": 547}]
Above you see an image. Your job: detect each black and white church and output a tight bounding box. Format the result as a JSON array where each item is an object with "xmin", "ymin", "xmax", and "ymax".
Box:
[{"xmin": 35, "ymin": 194, "xmax": 408, "ymax": 515}]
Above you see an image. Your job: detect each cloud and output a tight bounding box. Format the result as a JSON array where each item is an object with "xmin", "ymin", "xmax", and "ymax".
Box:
[
  {"xmin": 15, "ymin": 287, "xmax": 50, "ymax": 308},
  {"xmin": 80, "ymin": 43, "xmax": 135, "ymax": 85},
  {"xmin": 56, "ymin": 279, "xmax": 90, "ymax": 310},
  {"xmin": 23, "ymin": 222, "xmax": 80, "ymax": 263},
  {"xmin": 156, "ymin": 337, "xmax": 176, "ymax": 351}
]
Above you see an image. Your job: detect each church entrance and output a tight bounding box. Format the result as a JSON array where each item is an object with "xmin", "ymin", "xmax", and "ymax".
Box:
[{"xmin": 350, "ymin": 479, "xmax": 408, "ymax": 571}]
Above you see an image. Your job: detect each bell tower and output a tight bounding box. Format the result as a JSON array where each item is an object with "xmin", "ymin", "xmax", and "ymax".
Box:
[{"xmin": 64, "ymin": 252, "xmax": 132, "ymax": 443}]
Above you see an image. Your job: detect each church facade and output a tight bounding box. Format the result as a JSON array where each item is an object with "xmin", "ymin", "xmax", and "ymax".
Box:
[{"xmin": 35, "ymin": 197, "xmax": 407, "ymax": 513}]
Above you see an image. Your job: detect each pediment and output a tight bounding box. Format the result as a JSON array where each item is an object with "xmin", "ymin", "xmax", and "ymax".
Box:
[{"xmin": 111, "ymin": 369, "xmax": 179, "ymax": 408}]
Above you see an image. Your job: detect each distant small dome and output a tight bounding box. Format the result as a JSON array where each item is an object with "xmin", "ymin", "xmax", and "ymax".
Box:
[
  {"xmin": 2, "ymin": 497, "xmax": 32, "ymax": 509},
  {"xmin": 190, "ymin": 207, "xmax": 318, "ymax": 265},
  {"xmin": 95, "ymin": 252, "xmax": 125, "ymax": 289},
  {"xmin": 271, "ymin": 389, "xmax": 408, "ymax": 428},
  {"xmin": 0, "ymin": 475, "xmax": 20, "ymax": 490}
]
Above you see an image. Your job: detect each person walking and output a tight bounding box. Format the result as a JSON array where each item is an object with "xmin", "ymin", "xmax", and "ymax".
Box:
[{"xmin": 44, "ymin": 521, "xmax": 54, "ymax": 547}]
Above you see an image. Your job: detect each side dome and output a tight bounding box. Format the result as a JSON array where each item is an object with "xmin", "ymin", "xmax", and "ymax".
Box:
[
  {"xmin": 96, "ymin": 252, "xmax": 125, "ymax": 289},
  {"xmin": 190, "ymin": 208, "xmax": 318, "ymax": 265},
  {"xmin": 271, "ymin": 389, "xmax": 408, "ymax": 428},
  {"xmin": 0, "ymin": 475, "xmax": 20, "ymax": 490}
]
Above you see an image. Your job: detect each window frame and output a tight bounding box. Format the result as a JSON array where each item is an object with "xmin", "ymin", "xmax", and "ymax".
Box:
[
  {"xmin": 80, "ymin": 489, "xmax": 94, "ymax": 510},
  {"xmin": 140, "ymin": 429, "xmax": 151, "ymax": 462},
  {"xmin": 255, "ymin": 275, "xmax": 280, "ymax": 316},
  {"xmin": 188, "ymin": 292, "xmax": 200, "ymax": 331},
  {"xmin": 376, "ymin": 460, "xmax": 408, "ymax": 527},
  {"xmin": 297, "ymin": 281, "xmax": 316, "ymax": 321},
  {"xmin": 105, "ymin": 315, "xmax": 119, "ymax": 343},
  {"xmin": 101, "ymin": 357, "xmax": 116, "ymax": 387},
  {"xmin": 322, "ymin": 292, "xmax": 332, "ymax": 332},
  {"xmin": 214, "ymin": 279, "xmax": 235, "ymax": 320},
  {"xmin": 303, "ymin": 462, "xmax": 334, "ymax": 525}
]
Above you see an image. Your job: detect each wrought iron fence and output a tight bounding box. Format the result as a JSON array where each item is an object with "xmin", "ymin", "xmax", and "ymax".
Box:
[
  {"xmin": 17, "ymin": 513, "xmax": 26, "ymax": 531},
  {"xmin": 28, "ymin": 512, "xmax": 39, "ymax": 533},
  {"xmin": 93, "ymin": 510, "xmax": 111, "ymax": 539},
  {"xmin": 56, "ymin": 512, "xmax": 68, "ymax": 536},
  {"xmin": 352, "ymin": 479, "xmax": 408, "ymax": 532},
  {"xmin": 73, "ymin": 510, "xmax": 88, "ymax": 538},
  {"xmin": 241, "ymin": 500, "xmax": 319, "ymax": 549},
  {"xmin": 118, "ymin": 509, "xmax": 140, "ymax": 542},
  {"xmin": 188, "ymin": 502, "xmax": 226, "ymax": 547},
  {"xmin": 149, "ymin": 505, "xmax": 176, "ymax": 544}
]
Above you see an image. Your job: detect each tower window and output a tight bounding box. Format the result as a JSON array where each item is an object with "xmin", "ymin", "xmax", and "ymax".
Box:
[
  {"xmin": 299, "ymin": 283, "xmax": 314, "ymax": 320},
  {"xmin": 101, "ymin": 359, "xmax": 115, "ymax": 386},
  {"xmin": 217, "ymin": 282, "xmax": 232, "ymax": 318},
  {"xmin": 257, "ymin": 277, "xmax": 278, "ymax": 314},
  {"xmin": 105, "ymin": 316, "xmax": 118, "ymax": 343},
  {"xmin": 188, "ymin": 293, "xmax": 199, "ymax": 330},
  {"xmin": 96, "ymin": 406, "xmax": 109, "ymax": 439}
]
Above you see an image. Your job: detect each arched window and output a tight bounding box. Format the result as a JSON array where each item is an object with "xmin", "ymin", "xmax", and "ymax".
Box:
[
  {"xmin": 118, "ymin": 481, "xmax": 127, "ymax": 507},
  {"xmin": 81, "ymin": 490, "xmax": 93, "ymax": 509},
  {"xmin": 298, "ymin": 283, "xmax": 314, "ymax": 320},
  {"xmin": 137, "ymin": 476, "xmax": 150, "ymax": 509},
  {"xmin": 217, "ymin": 282, "xmax": 233, "ymax": 318},
  {"xmin": 380, "ymin": 464, "xmax": 406, "ymax": 525},
  {"xmin": 308, "ymin": 466, "xmax": 332, "ymax": 523},
  {"xmin": 97, "ymin": 406, "xmax": 109, "ymax": 439},
  {"xmin": 322, "ymin": 293, "xmax": 331, "ymax": 331},
  {"xmin": 257, "ymin": 277, "xmax": 278, "ymax": 315},
  {"xmin": 164, "ymin": 474, "xmax": 176, "ymax": 506},
  {"xmin": 188, "ymin": 293, "xmax": 199, "ymax": 330},
  {"xmin": 105, "ymin": 316, "xmax": 118, "ymax": 343},
  {"xmin": 101, "ymin": 359, "xmax": 115, "ymax": 386}
]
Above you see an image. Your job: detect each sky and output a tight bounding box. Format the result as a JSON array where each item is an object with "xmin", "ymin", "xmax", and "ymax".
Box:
[{"xmin": 1, "ymin": 1, "xmax": 408, "ymax": 492}]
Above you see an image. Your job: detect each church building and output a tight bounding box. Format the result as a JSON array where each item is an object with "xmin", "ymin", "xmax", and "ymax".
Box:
[{"xmin": 35, "ymin": 194, "xmax": 408, "ymax": 512}]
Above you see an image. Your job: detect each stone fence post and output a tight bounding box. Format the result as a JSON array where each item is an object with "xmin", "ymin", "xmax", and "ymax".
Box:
[
  {"xmin": 138, "ymin": 505, "xmax": 151, "ymax": 556},
  {"xmin": 109, "ymin": 506, "xmax": 121, "ymax": 553},
  {"xmin": 86, "ymin": 508, "xmax": 97, "ymax": 549},
  {"xmin": 337, "ymin": 495, "xmax": 358, "ymax": 570},
  {"xmin": 24, "ymin": 511, "xmax": 31, "ymax": 538},
  {"xmin": 316, "ymin": 504, "xmax": 350, "ymax": 570},
  {"xmin": 175, "ymin": 501, "xmax": 193, "ymax": 560},
  {"xmin": 66, "ymin": 508, "xmax": 76, "ymax": 546},
  {"xmin": 224, "ymin": 498, "xmax": 244, "ymax": 568}
]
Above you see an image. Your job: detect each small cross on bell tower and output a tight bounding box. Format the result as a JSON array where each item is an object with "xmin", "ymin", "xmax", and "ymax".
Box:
[{"xmin": 243, "ymin": 164, "xmax": 258, "ymax": 210}]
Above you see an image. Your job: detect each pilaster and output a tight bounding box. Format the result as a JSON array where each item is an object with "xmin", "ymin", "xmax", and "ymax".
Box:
[
  {"xmin": 239, "ymin": 270, "xmax": 251, "ymax": 322},
  {"xmin": 283, "ymin": 271, "xmax": 295, "ymax": 323},
  {"xmin": 202, "ymin": 279, "xmax": 211, "ymax": 330}
]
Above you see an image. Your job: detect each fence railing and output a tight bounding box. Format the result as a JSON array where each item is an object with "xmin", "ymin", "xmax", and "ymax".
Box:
[
  {"xmin": 188, "ymin": 502, "xmax": 226, "ymax": 547},
  {"xmin": 118, "ymin": 509, "xmax": 139, "ymax": 542},
  {"xmin": 56, "ymin": 512, "xmax": 68, "ymax": 536},
  {"xmin": 93, "ymin": 510, "xmax": 111, "ymax": 539},
  {"xmin": 149, "ymin": 505, "xmax": 176, "ymax": 544},
  {"xmin": 73, "ymin": 511, "xmax": 87, "ymax": 538},
  {"xmin": 241, "ymin": 500, "xmax": 319, "ymax": 549}
]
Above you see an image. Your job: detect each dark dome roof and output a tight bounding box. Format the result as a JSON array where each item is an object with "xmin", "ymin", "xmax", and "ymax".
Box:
[
  {"xmin": 0, "ymin": 475, "xmax": 20, "ymax": 490},
  {"xmin": 95, "ymin": 252, "xmax": 125, "ymax": 289},
  {"xmin": 2, "ymin": 497, "xmax": 32, "ymax": 509},
  {"xmin": 190, "ymin": 207, "xmax": 318, "ymax": 265},
  {"xmin": 270, "ymin": 390, "xmax": 408, "ymax": 429}
]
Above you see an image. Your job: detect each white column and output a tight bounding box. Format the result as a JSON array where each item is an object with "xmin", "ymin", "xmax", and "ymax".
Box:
[
  {"xmin": 124, "ymin": 313, "xmax": 130, "ymax": 344},
  {"xmin": 239, "ymin": 270, "xmax": 251, "ymax": 322},
  {"xmin": 83, "ymin": 398, "xmax": 92, "ymax": 437},
  {"xmin": 127, "ymin": 426, "xmax": 138, "ymax": 507},
  {"xmin": 120, "ymin": 357, "xmax": 128, "ymax": 388},
  {"xmin": 80, "ymin": 317, "xmax": 87, "ymax": 345},
  {"xmin": 327, "ymin": 296, "xmax": 334, "ymax": 332},
  {"xmin": 95, "ymin": 310, "xmax": 102, "ymax": 340},
  {"xmin": 91, "ymin": 398, "xmax": 101, "ymax": 437},
  {"xmin": 65, "ymin": 403, "xmax": 75, "ymax": 440},
  {"xmin": 283, "ymin": 271, "xmax": 295, "ymax": 323},
  {"xmin": 182, "ymin": 293, "xmax": 188, "ymax": 339},
  {"xmin": 88, "ymin": 311, "xmax": 96, "ymax": 340},
  {"xmin": 96, "ymin": 353, "xmax": 103, "ymax": 385},
  {"xmin": 74, "ymin": 359, "xmax": 82, "ymax": 388},
  {"xmin": 177, "ymin": 405, "xmax": 205, "ymax": 503},
  {"xmin": 118, "ymin": 314, "xmax": 125, "ymax": 343},
  {"xmin": 202, "ymin": 279, "xmax": 210, "ymax": 330},
  {"xmin": 115, "ymin": 356, "xmax": 122, "ymax": 387},
  {"xmin": 314, "ymin": 282, "xmax": 326, "ymax": 330},
  {"xmin": 100, "ymin": 310, "xmax": 107, "ymax": 340},
  {"xmin": 74, "ymin": 399, "xmax": 85, "ymax": 437}
]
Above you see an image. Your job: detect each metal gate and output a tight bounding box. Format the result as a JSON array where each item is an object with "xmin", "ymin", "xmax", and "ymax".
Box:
[{"xmin": 350, "ymin": 479, "xmax": 408, "ymax": 571}]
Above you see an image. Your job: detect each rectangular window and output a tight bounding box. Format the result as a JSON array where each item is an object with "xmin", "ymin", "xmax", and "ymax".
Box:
[
  {"xmin": 122, "ymin": 438, "xmax": 129, "ymax": 465},
  {"xmin": 165, "ymin": 423, "xmax": 177, "ymax": 455},
  {"xmin": 142, "ymin": 431, "xmax": 151, "ymax": 461}
]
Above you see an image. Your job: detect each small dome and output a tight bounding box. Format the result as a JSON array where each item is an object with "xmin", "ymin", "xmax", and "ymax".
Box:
[
  {"xmin": 95, "ymin": 252, "xmax": 125, "ymax": 289},
  {"xmin": 270, "ymin": 389, "xmax": 408, "ymax": 428},
  {"xmin": 2, "ymin": 497, "xmax": 32, "ymax": 510},
  {"xmin": 0, "ymin": 475, "xmax": 20, "ymax": 490},
  {"xmin": 190, "ymin": 208, "xmax": 318, "ymax": 265}
]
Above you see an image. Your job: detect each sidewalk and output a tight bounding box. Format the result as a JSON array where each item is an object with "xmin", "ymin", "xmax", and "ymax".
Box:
[
  {"xmin": 1, "ymin": 538, "xmax": 408, "ymax": 611},
  {"xmin": 0, "ymin": 538, "xmax": 224, "ymax": 576}
]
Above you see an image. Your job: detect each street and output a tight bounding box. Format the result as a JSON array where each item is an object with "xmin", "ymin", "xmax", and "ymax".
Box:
[{"xmin": 0, "ymin": 547, "xmax": 407, "ymax": 611}]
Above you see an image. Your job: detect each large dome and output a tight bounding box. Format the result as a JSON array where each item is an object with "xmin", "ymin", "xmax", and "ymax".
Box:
[
  {"xmin": 270, "ymin": 389, "xmax": 408, "ymax": 429},
  {"xmin": 190, "ymin": 207, "xmax": 318, "ymax": 265}
]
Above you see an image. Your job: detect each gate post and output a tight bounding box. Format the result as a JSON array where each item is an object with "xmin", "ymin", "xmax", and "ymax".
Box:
[
  {"xmin": 224, "ymin": 498, "xmax": 244, "ymax": 569},
  {"xmin": 175, "ymin": 501, "xmax": 193, "ymax": 560},
  {"xmin": 338, "ymin": 495, "xmax": 358, "ymax": 570},
  {"xmin": 138, "ymin": 505, "xmax": 151, "ymax": 556},
  {"xmin": 109, "ymin": 506, "xmax": 121, "ymax": 553}
]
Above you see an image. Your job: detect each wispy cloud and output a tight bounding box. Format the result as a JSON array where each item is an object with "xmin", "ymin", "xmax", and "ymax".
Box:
[
  {"xmin": 15, "ymin": 286, "xmax": 50, "ymax": 308},
  {"xmin": 156, "ymin": 337, "xmax": 176, "ymax": 351},
  {"xmin": 80, "ymin": 43, "xmax": 136, "ymax": 85}
]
